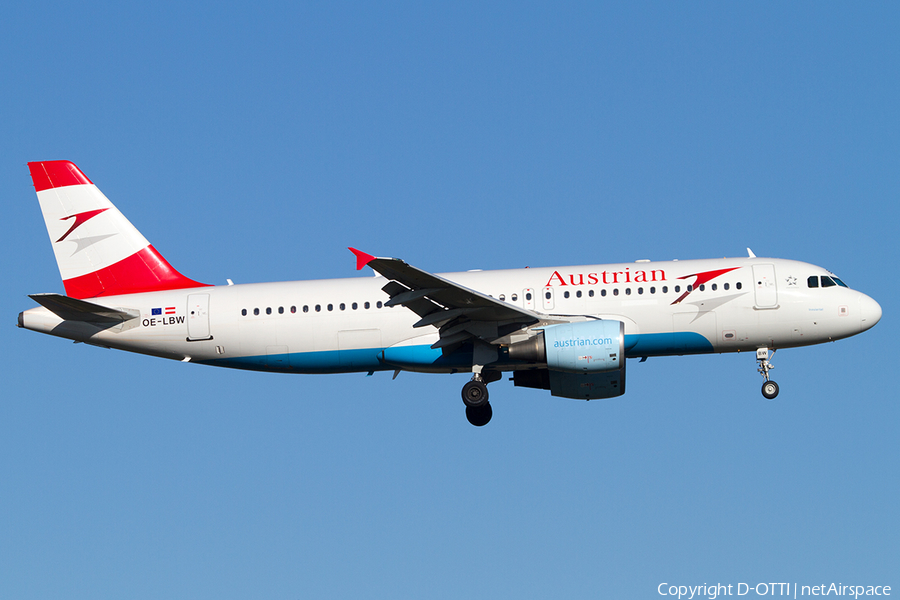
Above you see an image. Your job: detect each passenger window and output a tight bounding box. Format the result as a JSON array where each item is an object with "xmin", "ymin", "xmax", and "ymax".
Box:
[
  {"xmin": 663, "ymin": 286, "xmax": 668, "ymax": 293},
  {"xmin": 736, "ymin": 282, "xmax": 742, "ymax": 290},
  {"xmin": 352, "ymin": 302, "xmax": 358, "ymax": 310},
  {"xmin": 328, "ymin": 304, "xmax": 334, "ymax": 311},
  {"xmin": 241, "ymin": 309, "xmax": 247, "ymax": 316},
  {"xmin": 339, "ymin": 303, "xmax": 345, "ymax": 310},
  {"xmin": 650, "ymin": 287, "xmax": 655, "ymax": 294},
  {"xmin": 588, "ymin": 290, "xmax": 594, "ymax": 297},
  {"xmin": 303, "ymin": 305, "xmax": 309, "ymax": 313},
  {"xmin": 291, "ymin": 306, "xmax": 296, "ymax": 313},
  {"xmin": 601, "ymin": 289, "xmax": 606, "ymax": 297},
  {"xmin": 613, "ymin": 289, "xmax": 619, "ymax": 296},
  {"xmin": 625, "ymin": 288, "xmax": 631, "ymax": 295},
  {"xmin": 254, "ymin": 308, "xmax": 260, "ymax": 315},
  {"xmin": 711, "ymin": 284, "xmax": 717, "ymax": 291},
  {"xmin": 687, "ymin": 285, "xmax": 693, "ymax": 292},
  {"xmin": 724, "ymin": 283, "xmax": 729, "ymax": 290},
  {"xmin": 364, "ymin": 301, "xmax": 370, "ymax": 309},
  {"xmin": 563, "ymin": 291, "xmax": 570, "ymax": 299},
  {"xmin": 499, "ymin": 294, "xmax": 505, "ymax": 301},
  {"xmin": 511, "ymin": 294, "xmax": 518, "ymax": 301},
  {"xmin": 278, "ymin": 306, "xmax": 284, "ymax": 314},
  {"xmin": 638, "ymin": 287, "xmax": 643, "ymax": 295},
  {"xmin": 576, "ymin": 290, "xmax": 582, "ymax": 298},
  {"xmin": 526, "ymin": 293, "xmax": 532, "ymax": 301},
  {"xmin": 377, "ymin": 301, "xmax": 383, "ymax": 308},
  {"xmin": 266, "ymin": 307, "xmax": 272, "ymax": 315},
  {"xmin": 315, "ymin": 305, "xmax": 321, "ymax": 312},
  {"xmin": 545, "ymin": 291, "xmax": 551, "ymax": 300},
  {"xmin": 674, "ymin": 286, "xmax": 681, "ymax": 293}
]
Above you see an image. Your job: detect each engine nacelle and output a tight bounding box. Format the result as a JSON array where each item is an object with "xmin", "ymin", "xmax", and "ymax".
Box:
[
  {"xmin": 509, "ymin": 320, "xmax": 626, "ymax": 400},
  {"xmin": 513, "ymin": 368, "xmax": 626, "ymax": 400},
  {"xmin": 508, "ymin": 320, "xmax": 625, "ymax": 373}
]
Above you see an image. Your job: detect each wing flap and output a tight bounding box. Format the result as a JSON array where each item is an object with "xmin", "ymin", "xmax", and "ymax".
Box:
[
  {"xmin": 413, "ymin": 307, "xmax": 478, "ymax": 328},
  {"xmin": 384, "ymin": 287, "xmax": 443, "ymax": 307}
]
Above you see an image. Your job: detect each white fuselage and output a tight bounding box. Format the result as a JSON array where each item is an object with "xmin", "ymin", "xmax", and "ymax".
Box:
[{"xmin": 19, "ymin": 256, "xmax": 881, "ymax": 375}]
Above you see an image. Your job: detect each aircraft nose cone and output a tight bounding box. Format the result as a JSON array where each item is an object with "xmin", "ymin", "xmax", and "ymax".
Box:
[{"xmin": 859, "ymin": 293, "xmax": 882, "ymax": 332}]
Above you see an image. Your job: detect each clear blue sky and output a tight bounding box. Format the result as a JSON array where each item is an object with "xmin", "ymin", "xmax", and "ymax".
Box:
[{"xmin": 2, "ymin": 2, "xmax": 897, "ymax": 598}]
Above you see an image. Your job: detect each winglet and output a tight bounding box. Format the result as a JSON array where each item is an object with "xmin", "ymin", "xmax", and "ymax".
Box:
[{"xmin": 349, "ymin": 247, "xmax": 376, "ymax": 270}]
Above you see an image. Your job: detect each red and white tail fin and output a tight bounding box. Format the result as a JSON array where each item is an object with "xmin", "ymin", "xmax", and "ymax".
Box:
[{"xmin": 28, "ymin": 160, "xmax": 209, "ymax": 299}]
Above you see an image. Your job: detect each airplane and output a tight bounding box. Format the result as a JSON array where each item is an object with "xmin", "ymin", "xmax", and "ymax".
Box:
[{"xmin": 19, "ymin": 160, "xmax": 882, "ymax": 426}]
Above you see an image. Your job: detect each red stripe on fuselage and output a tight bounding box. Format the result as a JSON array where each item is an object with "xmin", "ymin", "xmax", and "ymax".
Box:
[
  {"xmin": 62, "ymin": 245, "xmax": 211, "ymax": 299},
  {"xmin": 671, "ymin": 267, "xmax": 741, "ymax": 305},
  {"xmin": 28, "ymin": 161, "xmax": 94, "ymax": 192}
]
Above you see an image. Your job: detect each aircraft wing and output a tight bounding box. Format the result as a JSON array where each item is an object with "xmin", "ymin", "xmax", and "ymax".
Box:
[{"xmin": 350, "ymin": 248, "xmax": 542, "ymax": 350}]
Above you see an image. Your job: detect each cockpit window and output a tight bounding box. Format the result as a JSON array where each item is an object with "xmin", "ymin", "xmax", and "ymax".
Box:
[{"xmin": 809, "ymin": 275, "xmax": 849, "ymax": 289}]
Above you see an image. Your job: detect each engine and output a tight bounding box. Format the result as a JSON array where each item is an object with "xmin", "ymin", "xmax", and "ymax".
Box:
[
  {"xmin": 508, "ymin": 320, "xmax": 624, "ymax": 373},
  {"xmin": 508, "ymin": 320, "xmax": 626, "ymax": 400}
]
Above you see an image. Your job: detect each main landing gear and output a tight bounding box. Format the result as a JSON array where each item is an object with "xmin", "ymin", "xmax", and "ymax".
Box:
[
  {"xmin": 462, "ymin": 371, "xmax": 500, "ymax": 426},
  {"xmin": 757, "ymin": 348, "xmax": 779, "ymax": 400}
]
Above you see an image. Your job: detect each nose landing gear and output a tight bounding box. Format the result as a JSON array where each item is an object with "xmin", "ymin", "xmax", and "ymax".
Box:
[{"xmin": 757, "ymin": 348, "xmax": 779, "ymax": 399}]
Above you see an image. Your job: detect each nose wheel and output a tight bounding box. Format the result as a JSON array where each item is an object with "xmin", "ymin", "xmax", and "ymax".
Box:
[{"xmin": 757, "ymin": 348, "xmax": 779, "ymax": 399}]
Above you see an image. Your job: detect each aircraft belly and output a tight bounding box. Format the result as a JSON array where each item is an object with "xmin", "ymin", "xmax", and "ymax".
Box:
[
  {"xmin": 202, "ymin": 347, "xmax": 387, "ymax": 374},
  {"xmin": 626, "ymin": 332, "xmax": 714, "ymax": 356}
]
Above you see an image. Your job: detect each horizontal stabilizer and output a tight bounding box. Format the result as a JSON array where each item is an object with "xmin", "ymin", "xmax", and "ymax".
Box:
[{"xmin": 29, "ymin": 293, "xmax": 139, "ymax": 324}]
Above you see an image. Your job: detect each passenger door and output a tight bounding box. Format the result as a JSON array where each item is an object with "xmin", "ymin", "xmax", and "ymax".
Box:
[
  {"xmin": 752, "ymin": 264, "xmax": 778, "ymax": 308},
  {"xmin": 187, "ymin": 293, "xmax": 212, "ymax": 341}
]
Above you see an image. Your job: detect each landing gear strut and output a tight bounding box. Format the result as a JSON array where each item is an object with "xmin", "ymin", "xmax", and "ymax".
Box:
[
  {"xmin": 461, "ymin": 371, "xmax": 499, "ymax": 426},
  {"xmin": 757, "ymin": 348, "xmax": 779, "ymax": 399}
]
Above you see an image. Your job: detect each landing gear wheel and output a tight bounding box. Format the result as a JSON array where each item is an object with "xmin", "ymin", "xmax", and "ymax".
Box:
[
  {"xmin": 466, "ymin": 402, "xmax": 493, "ymax": 427},
  {"xmin": 762, "ymin": 380, "xmax": 780, "ymax": 400},
  {"xmin": 462, "ymin": 380, "xmax": 489, "ymax": 408}
]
